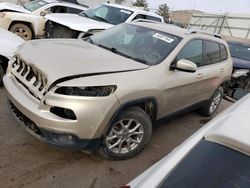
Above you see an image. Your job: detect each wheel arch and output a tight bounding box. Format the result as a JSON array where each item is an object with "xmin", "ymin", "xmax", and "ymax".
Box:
[{"xmin": 103, "ymin": 97, "xmax": 158, "ymax": 137}]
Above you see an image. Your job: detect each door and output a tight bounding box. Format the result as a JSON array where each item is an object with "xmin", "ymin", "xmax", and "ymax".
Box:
[{"xmin": 161, "ymin": 39, "xmax": 206, "ymax": 116}]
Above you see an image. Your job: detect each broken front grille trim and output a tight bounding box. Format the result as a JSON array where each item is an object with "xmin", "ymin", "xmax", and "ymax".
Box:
[{"xmin": 11, "ymin": 57, "xmax": 47, "ymax": 100}]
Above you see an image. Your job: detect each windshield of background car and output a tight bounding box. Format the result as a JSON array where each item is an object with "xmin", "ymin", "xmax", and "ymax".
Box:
[
  {"xmin": 159, "ymin": 140, "xmax": 250, "ymax": 188},
  {"xmin": 79, "ymin": 4, "xmax": 133, "ymax": 25},
  {"xmin": 24, "ymin": 0, "xmax": 49, "ymax": 12},
  {"xmin": 228, "ymin": 42, "xmax": 250, "ymax": 61},
  {"xmin": 88, "ymin": 23, "xmax": 181, "ymax": 65}
]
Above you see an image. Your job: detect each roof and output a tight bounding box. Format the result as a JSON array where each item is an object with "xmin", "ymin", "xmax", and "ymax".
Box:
[
  {"xmin": 205, "ymin": 94, "xmax": 250, "ymax": 156},
  {"xmin": 101, "ymin": 3, "xmax": 162, "ymax": 18},
  {"xmin": 130, "ymin": 21, "xmax": 227, "ymax": 43}
]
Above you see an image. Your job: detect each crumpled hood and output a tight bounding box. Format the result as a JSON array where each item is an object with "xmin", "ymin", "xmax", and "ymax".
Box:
[
  {"xmin": 45, "ymin": 13, "xmax": 113, "ymax": 32},
  {"xmin": 232, "ymin": 57, "xmax": 250, "ymax": 69},
  {"xmin": 18, "ymin": 39, "xmax": 149, "ymax": 86},
  {"xmin": 0, "ymin": 28, "xmax": 24, "ymax": 59},
  {"xmin": 0, "ymin": 2, "xmax": 30, "ymax": 14}
]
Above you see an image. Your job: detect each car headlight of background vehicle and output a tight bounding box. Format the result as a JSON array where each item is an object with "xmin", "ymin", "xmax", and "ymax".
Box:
[
  {"xmin": 232, "ymin": 69, "xmax": 249, "ymax": 78},
  {"xmin": 55, "ymin": 86, "xmax": 117, "ymax": 97}
]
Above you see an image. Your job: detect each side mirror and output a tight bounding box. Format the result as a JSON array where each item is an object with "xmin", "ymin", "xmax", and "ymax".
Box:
[
  {"xmin": 232, "ymin": 88, "xmax": 249, "ymax": 100},
  {"xmin": 40, "ymin": 10, "xmax": 49, "ymax": 17},
  {"xmin": 175, "ymin": 59, "xmax": 197, "ymax": 73}
]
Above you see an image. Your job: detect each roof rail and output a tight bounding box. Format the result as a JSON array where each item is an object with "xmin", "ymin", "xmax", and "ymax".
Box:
[
  {"xmin": 132, "ymin": 19, "xmax": 160, "ymax": 24},
  {"xmin": 186, "ymin": 29, "xmax": 222, "ymax": 39}
]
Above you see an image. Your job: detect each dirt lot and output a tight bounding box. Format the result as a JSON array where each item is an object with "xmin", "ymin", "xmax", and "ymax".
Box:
[{"xmin": 0, "ymin": 87, "xmax": 231, "ymax": 188}]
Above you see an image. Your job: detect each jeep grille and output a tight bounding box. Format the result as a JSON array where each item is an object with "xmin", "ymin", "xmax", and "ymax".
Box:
[{"xmin": 11, "ymin": 57, "xmax": 47, "ymax": 100}]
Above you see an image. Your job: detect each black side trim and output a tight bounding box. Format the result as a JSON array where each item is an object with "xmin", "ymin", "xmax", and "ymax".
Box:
[
  {"xmin": 48, "ymin": 68, "xmax": 147, "ymax": 91},
  {"xmin": 155, "ymin": 100, "xmax": 208, "ymax": 126}
]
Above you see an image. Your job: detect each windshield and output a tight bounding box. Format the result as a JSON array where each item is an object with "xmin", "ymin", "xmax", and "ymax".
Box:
[
  {"xmin": 87, "ymin": 23, "xmax": 181, "ymax": 65},
  {"xmin": 79, "ymin": 4, "xmax": 133, "ymax": 25},
  {"xmin": 24, "ymin": 0, "xmax": 49, "ymax": 12},
  {"xmin": 228, "ymin": 42, "xmax": 250, "ymax": 61},
  {"xmin": 160, "ymin": 140, "xmax": 250, "ymax": 188}
]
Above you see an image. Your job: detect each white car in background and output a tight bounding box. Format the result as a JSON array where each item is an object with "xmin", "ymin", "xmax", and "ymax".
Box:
[
  {"xmin": 0, "ymin": 0, "xmax": 88, "ymax": 40},
  {"xmin": 127, "ymin": 91, "xmax": 250, "ymax": 188},
  {"xmin": 0, "ymin": 28, "xmax": 24, "ymax": 86},
  {"xmin": 45, "ymin": 3, "xmax": 164, "ymax": 38}
]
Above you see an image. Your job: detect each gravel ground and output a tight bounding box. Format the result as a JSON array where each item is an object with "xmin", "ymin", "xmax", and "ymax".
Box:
[{"xmin": 0, "ymin": 87, "xmax": 231, "ymax": 188}]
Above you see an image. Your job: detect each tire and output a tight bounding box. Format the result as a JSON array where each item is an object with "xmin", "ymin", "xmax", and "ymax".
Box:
[
  {"xmin": 9, "ymin": 23, "xmax": 33, "ymax": 40},
  {"xmin": 0, "ymin": 63, "xmax": 4, "ymax": 87},
  {"xmin": 100, "ymin": 106, "xmax": 152, "ymax": 160},
  {"xmin": 199, "ymin": 87, "xmax": 223, "ymax": 117}
]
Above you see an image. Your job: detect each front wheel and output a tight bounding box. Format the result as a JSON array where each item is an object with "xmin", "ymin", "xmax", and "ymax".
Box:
[
  {"xmin": 100, "ymin": 106, "xmax": 152, "ymax": 160},
  {"xmin": 9, "ymin": 23, "xmax": 33, "ymax": 40},
  {"xmin": 199, "ymin": 87, "xmax": 223, "ymax": 117}
]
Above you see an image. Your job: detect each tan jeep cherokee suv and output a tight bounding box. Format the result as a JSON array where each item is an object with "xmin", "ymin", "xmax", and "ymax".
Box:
[{"xmin": 4, "ymin": 21, "xmax": 232, "ymax": 160}]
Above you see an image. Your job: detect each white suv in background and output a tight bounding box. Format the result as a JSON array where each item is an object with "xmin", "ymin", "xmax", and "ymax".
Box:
[
  {"xmin": 44, "ymin": 3, "xmax": 164, "ymax": 38},
  {"xmin": 0, "ymin": 0, "xmax": 88, "ymax": 40}
]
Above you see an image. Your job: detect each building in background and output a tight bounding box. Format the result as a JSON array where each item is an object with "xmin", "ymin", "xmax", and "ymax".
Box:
[{"xmin": 188, "ymin": 13, "xmax": 250, "ymax": 40}]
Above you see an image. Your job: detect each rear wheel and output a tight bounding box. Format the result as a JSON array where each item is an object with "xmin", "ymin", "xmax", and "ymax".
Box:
[
  {"xmin": 199, "ymin": 87, "xmax": 223, "ymax": 117},
  {"xmin": 9, "ymin": 23, "xmax": 33, "ymax": 40},
  {"xmin": 100, "ymin": 106, "xmax": 152, "ymax": 160}
]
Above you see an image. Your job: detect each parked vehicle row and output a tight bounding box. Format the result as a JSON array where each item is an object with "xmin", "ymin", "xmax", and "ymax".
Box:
[
  {"xmin": 0, "ymin": 0, "xmax": 88, "ymax": 40},
  {"xmin": 3, "ymin": 21, "xmax": 232, "ymax": 159}
]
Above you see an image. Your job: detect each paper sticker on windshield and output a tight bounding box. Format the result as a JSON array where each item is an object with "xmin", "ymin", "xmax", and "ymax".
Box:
[
  {"xmin": 38, "ymin": 1, "xmax": 46, "ymax": 5},
  {"xmin": 153, "ymin": 33, "xmax": 174, "ymax": 43},
  {"xmin": 248, "ymin": 48, "xmax": 250, "ymax": 51},
  {"xmin": 120, "ymin": 9, "xmax": 131, "ymax": 15}
]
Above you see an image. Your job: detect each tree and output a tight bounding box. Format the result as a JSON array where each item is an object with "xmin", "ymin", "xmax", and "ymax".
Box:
[
  {"xmin": 156, "ymin": 3, "xmax": 170, "ymax": 23},
  {"xmin": 132, "ymin": 0, "xmax": 148, "ymax": 10}
]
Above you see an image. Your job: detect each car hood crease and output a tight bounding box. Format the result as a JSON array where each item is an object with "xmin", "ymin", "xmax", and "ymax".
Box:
[{"xmin": 18, "ymin": 39, "xmax": 149, "ymax": 87}]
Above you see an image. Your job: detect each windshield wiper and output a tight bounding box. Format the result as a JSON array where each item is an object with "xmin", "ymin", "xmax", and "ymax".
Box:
[
  {"xmin": 97, "ymin": 44, "xmax": 148, "ymax": 64},
  {"xmin": 93, "ymin": 16, "xmax": 109, "ymax": 23},
  {"xmin": 80, "ymin": 12, "xmax": 89, "ymax": 18}
]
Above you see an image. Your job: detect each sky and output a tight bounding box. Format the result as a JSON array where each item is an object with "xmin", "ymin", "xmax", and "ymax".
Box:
[{"xmin": 147, "ymin": 0, "xmax": 250, "ymax": 14}]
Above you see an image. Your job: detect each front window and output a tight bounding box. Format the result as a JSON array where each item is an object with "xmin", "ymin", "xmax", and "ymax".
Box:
[
  {"xmin": 24, "ymin": 0, "xmax": 49, "ymax": 12},
  {"xmin": 87, "ymin": 23, "xmax": 181, "ymax": 65},
  {"xmin": 228, "ymin": 42, "xmax": 250, "ymax": 61},
  {"xmin": 79, "ymin": 4, "xmax": 133, "ymax": 25}
]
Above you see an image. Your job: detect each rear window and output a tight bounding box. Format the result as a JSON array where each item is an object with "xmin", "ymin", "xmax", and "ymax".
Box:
[
  {"xmin": 220, "ymin": 44, "xmax": 228, "ymax": 61},
  {"xmin": 205, "ymin": 41, "xmax": 220, "ymax": 65},
  {"xmin": 159, "ymin": 140, "xmax": 250, "ymax": 188}
]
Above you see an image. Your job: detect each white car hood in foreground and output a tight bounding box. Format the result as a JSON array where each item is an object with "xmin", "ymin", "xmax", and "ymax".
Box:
[
  {"xmin": 18, "ymin": 39, "xmax": 149, "ymax": 86},
  {"xmin": 0, "ymin": 29, "xmax": 24, "ymax": 59},
  {"xmin": 0, "ymin": 2, "xmax": 30, "ymax": 14},
  {"xmin": 129, "ymin": 93, "xmax": 250, "ymax": 188},
  {"xmin": 45, "ymin": 13, "xmax": 113, "ymax": 32}
]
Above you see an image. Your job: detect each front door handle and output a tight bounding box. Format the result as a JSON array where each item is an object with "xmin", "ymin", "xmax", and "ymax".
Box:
[
  {"xmin": 220, "ymin": 68, "xmax": 225, "ymax": 73},
  {"xmin": 196, "ymin": 73, "xmax": 204, "ymax": 78}
]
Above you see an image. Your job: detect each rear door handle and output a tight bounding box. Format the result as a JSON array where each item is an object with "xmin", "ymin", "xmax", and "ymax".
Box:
[{"xmin": 196, "ymin": 73, "xmax": 204, "ymax": 78}]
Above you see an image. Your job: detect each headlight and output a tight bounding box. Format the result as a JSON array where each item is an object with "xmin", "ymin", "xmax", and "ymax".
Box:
[
  {"xmin": 232, "ymin": 69, "xmax": 249, "ymax": 78},
  {"xmin": 0, "ymin": 12, "xmax": 5, "ymax": 18},
  {"xmin": 55, "ymin": 86, "xmax": 117, "ymax": 97}
]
